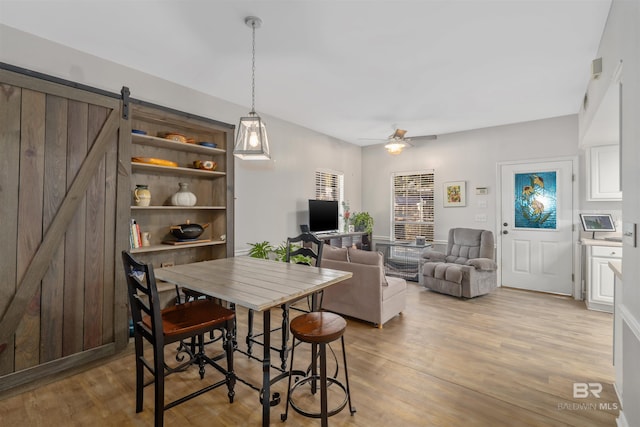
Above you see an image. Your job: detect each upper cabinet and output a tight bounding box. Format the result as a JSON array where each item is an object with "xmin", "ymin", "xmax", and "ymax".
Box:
[
  {"xmin": 587, "ymin": 144, "xmax": 622, "ymax": 201},
  {"xmin": 581, "ymin": 69, "xmax": 622, "ymax": 201}
]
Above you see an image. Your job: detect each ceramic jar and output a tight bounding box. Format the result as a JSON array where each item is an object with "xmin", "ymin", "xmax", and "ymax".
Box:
[
  {"xmin": 141, "ymin": 232, "xmax": 151, "ymax": 247},
  {"xmin": 133, "ymin": 184, "xmax": 151, "ymax": 207},
  {"xmin": 170, "ymin": 182, "xmax": 197, "ymax": 207}
]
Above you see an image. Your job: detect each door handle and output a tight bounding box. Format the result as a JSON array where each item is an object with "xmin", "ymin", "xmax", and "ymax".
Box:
[{"xmin": 503, "ymin": 230, "xmax": 509, "ymax": 235}]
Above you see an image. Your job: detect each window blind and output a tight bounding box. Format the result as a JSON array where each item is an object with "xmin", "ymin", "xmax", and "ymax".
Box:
[
  {"xmin": 392, "ymin": 171, "xmax": 434, "ymax": 241},
  {"xmin": 315, "ymin": 170, "xmax": 341, "ymax": 201}
]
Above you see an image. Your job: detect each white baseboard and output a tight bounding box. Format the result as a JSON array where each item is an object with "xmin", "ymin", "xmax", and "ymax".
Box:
[
  {"xmin": 619, "ymin": 304, "xmax": 640, "ymax": 341},
  {"xmin": 617, "ymin": 410, "xmax": 629, "ymax": 427},
  {"xmin": 617, "ymin": 303, "xmax": 640, "ymax": 427}
]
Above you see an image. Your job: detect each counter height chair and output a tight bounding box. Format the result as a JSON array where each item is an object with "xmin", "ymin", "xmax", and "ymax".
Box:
[
  {"xmin": 122, "ymin": 251, "xmax": 236, "ymax": 427},
  {"xmin": 281, "ymin": 311, "xmax": 356, "ymax": 426},
  {"xmin": 246, "ymin": 232, "xmax": 324, "ymax": 371}
]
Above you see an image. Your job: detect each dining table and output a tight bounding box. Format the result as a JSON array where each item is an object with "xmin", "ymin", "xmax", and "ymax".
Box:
[{"xmin": 154, "ymin": 255, "xmax": 353, "ymax": 426}]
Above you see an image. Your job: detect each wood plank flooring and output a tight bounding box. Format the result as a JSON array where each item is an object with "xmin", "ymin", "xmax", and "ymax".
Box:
[{"xmin": 0, "ymin": 284, "xmax": 618, "ymax": 426}]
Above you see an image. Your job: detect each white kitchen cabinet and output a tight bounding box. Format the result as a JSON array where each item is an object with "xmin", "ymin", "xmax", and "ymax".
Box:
[
  {"xmin": 587, "ymin": 145, "xmax": 622, "ymax": 201},
  {"xmin": 585, "ymin": 244, "xmax": 622, "ymax": 312}
]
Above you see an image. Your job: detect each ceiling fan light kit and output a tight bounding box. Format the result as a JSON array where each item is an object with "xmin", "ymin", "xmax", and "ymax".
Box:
[
  {"xmin": 385, "ymin": 140, "xmax": 407, "ymax": 155},
  {"xmin": 384, "ymin": 128, "xmax": 409, "ymax": 154},
  {"xmin": 382, "ymin": 128, "xmax": 437, "ymax": 154},
  {"xmin": 233, "ymin": 16, "xmax": 271, "ymax": 160}
]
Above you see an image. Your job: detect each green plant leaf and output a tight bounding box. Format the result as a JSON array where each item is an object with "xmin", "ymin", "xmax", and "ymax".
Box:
[{"xmin": 247, "ymin": 241, "xmax": 273, "ymax": 259}]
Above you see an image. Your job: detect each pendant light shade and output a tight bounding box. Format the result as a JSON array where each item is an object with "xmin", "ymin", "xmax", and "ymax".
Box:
[
  {"xmin": 234, "ymin": 16, "xmax": 271, "ymax": 160},
  {"xmin": 234, "ymin": 112, "xmax": 270, "ymax": 160}
]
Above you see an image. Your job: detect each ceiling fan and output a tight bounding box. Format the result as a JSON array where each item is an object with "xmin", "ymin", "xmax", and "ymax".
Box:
[{"xmin": 360, "ymin": 128, "xmax": 437, "ymax": 155}]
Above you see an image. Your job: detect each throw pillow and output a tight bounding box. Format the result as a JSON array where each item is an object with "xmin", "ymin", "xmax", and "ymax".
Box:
[{"xmin": 323, "ymin": 245, "xmax": 349, "ymax": 262}]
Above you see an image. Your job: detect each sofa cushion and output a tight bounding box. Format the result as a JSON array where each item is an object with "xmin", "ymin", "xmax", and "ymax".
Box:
[
  {"xmin": 424, "ymin": 262, "xmax": 464, "ymax": 284},
  {"xmin": 383, "ymin": 276, "xmax": 406, "ymax": 301},
  {"xmin": 323, "ymin": 245, "xmax": 349, "ymax": 262},
  {"xmin": 348, "ymin": 248, "xmax": 388, "ymax": 286},
  {"xmin": 348, "ymin": 247, "xmax": 382, "ymax": 266}
]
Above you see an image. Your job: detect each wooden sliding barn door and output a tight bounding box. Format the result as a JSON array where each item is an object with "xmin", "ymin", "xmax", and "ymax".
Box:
[{"xmin": 0, "ymin": 67, "xmax": 130, "ymax": 392}]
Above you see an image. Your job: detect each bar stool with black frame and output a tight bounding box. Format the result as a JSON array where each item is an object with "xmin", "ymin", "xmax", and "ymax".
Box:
[{"xmin": 281, "ymin": 311, "xmax": 356, "ymax": 426}]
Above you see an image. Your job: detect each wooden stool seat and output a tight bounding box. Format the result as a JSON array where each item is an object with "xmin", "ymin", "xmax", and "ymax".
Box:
[
  {"xmin": 143, "ymin": 299, "xmax": 235, "ymax": 340},
  {"xmin": 289, "ymin": 312, "xmax": 346, "ymax": 344}
]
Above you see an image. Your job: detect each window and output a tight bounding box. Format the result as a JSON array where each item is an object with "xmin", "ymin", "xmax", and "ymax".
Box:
[
  {"xmin": 315, "ymin": 170, "xmax": 343, "ymax": 202},
  {"xmin": 392, "ymin": 171, "xmax": 434, "ymax": 241},
  {"xmin": 316, "ymin": 169, "xmax": 345, "ymax": 229}
]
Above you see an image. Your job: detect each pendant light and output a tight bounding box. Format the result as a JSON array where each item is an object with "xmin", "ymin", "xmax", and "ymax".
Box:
[{"xmin": 233, "ymin": 16, "xmax": 271, "ymax": 160}]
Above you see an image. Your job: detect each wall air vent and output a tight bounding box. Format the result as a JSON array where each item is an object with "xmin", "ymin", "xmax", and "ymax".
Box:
[{"xmin": 591, "ymin": 57, "xmax": 603, "ymax": 80}]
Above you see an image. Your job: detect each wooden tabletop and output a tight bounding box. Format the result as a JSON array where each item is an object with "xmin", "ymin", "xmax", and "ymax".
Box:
[{"xmin": 154, "ymin": 256, "xmax": 353, "ymax": 311}]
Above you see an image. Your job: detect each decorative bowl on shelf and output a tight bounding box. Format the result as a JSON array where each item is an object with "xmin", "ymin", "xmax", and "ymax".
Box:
[
  {"xmin": 193, "ymin": 160, "xmax": 217, "ymax": 171},
  {"xmin": 198, "ymin": 141, "xmax": 217, "ymax": 148},
  {"xmin": 162, "ymin": 132, "xmax": 187, "ymax": 143},
  {"xmin": 132, "ymin": 157, "xmax": 178, "ymax": 167},
  {"xmin": 169, "ymin": 221, "xmax": 209, "ymax": 240}
]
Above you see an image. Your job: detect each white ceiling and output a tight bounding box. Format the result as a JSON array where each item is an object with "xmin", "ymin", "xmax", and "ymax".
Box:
[{"xmin": 0, "ymin": 0, "xmax": 611, "ymax": 146}]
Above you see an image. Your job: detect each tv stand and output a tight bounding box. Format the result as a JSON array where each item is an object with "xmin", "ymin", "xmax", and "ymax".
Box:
[{"xmin": 313, "ymin": 231, "xmax": 370, "ymax": 250}]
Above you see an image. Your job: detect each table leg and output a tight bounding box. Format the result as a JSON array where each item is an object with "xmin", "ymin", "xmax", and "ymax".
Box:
[
  {"xmin": 262, "ymin": 310, "xmax": 271, "ymax": 427},
  {"xmin": 311, "ymin": 293, "xmax": 318, "ymax": 394},
  {"xmin": 280, "ymin": 303, "xmax": 289, "ymax": 370}
]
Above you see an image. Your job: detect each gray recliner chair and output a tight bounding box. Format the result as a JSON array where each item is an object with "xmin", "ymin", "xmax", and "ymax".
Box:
[{"xmin": 419, "ymin": 228, "xmax": 497, "ymax": 298}]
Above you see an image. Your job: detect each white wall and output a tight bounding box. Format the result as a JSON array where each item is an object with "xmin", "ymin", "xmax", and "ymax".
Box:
[
  {"xmin": 582, "ymin": 1, "xmax": 640, "ymax": 426},
  {"xmin": 0, "ymin": 24, "xmax": 362, "ymax": 255},
  {"xmin": 362, "ymin": 115, "xmax": 579, "ymax": 242}
]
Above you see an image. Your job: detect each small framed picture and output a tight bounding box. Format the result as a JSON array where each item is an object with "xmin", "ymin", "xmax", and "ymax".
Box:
[{"xmin": 444, "ymin": 181, "xmax": 466, "ymax": 207}]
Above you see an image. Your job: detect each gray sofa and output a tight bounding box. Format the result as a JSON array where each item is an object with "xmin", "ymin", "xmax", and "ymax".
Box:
[
  {"xmin": 419, "ymin": 228, "xmax": 497, "ymax": 298},
  {"xmin": 320, "ymin": 246, "xmax": 407, "ymax": 328}
]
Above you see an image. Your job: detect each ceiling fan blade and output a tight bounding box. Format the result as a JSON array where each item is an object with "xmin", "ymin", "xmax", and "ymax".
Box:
[{"xmin": 409, "ymin": 134, "xmax": 437, "ymax": 141}]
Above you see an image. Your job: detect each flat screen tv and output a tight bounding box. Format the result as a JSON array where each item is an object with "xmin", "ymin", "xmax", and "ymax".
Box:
[
  {"xmin": 579, "ymin": 214, "xmax": 616, "ymax": 232},
  {"xmin": 308, "ymin": 199, "xmax": 339, "ymax": 233}
]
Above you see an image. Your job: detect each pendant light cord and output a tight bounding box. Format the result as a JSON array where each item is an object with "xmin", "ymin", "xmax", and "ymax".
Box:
[{"xmin": 251, "ymin": 21, "xmax": 256, "ymax": 115}]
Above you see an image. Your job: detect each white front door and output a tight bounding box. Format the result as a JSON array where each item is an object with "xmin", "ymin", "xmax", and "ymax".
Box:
[{"xmin": 499, "ymin": 160, "xmax": 574, "ymax": 295}]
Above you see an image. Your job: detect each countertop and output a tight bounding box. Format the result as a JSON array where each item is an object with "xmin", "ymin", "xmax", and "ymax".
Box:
[
  {"xmin": 580, "ymin": 237, "xmax": 623, "ymax": 247},
  {"xmin": 608, "ymin": 260, "xmax": 622, "ymax": 280}
]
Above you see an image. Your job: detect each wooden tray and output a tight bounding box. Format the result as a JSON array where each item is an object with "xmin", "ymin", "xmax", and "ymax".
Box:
[{"xmin": 162, "ymin": 239, "xmax": 211, "ymax": 246}]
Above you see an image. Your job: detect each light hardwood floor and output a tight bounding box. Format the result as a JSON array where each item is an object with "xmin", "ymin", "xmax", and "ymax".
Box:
[{"xmin": 0, "ymin": 283, "xmax": 618, "ymax": 426}]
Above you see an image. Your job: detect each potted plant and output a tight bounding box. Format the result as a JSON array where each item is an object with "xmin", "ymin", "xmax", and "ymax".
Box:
[
  {"xmin": 351, "ymin": 212, "xmax": 374, "ymax": 234},
  {"xmin": 247, "ymin": 240, "xmax": 273, "ymax": 259},
  {"xmin": 247, "ymin": 240, "xmax": 312, "ymax": 264}
]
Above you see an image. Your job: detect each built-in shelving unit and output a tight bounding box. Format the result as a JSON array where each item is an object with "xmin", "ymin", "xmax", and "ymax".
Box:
[{"xmin": 128, "ymin": 101, "xmax": 234, "ymax": 267}]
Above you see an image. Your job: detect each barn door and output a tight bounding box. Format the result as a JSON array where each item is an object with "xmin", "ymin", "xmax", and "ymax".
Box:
[{"xmin": 0, "ymin": 67, "xmax": 130, "ymax": 391}]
